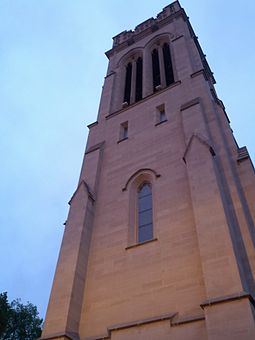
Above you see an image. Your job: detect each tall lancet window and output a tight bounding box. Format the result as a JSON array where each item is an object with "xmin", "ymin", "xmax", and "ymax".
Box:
[
  {"xmin": 152, "ymin": 49, "xmax": 161, "ymax": 91},
  {"xmin": 137, "ymin": 183, "xmax": 153, "ymax": 243},
  {"xmin": 123, "ymin": 62, "xmax": 132, "ymax": 104},
  {"xmin": 163, "ymin": 43, "xmax": 174, "ymax": 86},
  {"xmin": 135, "ymin": 57, "xmax": 143, "ymax": 102}
]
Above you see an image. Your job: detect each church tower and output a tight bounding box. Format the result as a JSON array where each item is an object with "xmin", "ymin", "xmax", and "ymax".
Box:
[{"xmin": 41, "ymin": 2, "xmax": 255, "ymax": 339}]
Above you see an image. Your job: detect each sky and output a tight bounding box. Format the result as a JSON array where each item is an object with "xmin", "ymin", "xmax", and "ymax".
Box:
[{"xmin": 0, "ymin": 0, "xmax": 254, "ymax": 319}]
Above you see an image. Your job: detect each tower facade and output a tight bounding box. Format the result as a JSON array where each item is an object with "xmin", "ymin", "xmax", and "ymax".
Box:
[{"xmin": 41, "ymin": 2, "xmax": 255, "ymax": 340}]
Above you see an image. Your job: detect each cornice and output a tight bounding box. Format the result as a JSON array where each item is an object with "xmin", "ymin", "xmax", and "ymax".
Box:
[
  {"xmin": 87, "ymin": 121, "xmax": 98, "ymax": 129},
  {"xmin": 200, "ymin": 291, "xmax": 253, "ymax": 309}
]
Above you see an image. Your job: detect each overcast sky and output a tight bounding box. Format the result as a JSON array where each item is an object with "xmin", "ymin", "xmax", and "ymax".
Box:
[{"xmin": 0, "ymin": 0, "xmax": 254, "ymax": 319}]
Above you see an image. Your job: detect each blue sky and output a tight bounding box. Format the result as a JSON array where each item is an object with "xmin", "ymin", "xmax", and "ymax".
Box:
[{"xmin": 0, "ymin": 1, "xmax": 254, "ymax": 319}]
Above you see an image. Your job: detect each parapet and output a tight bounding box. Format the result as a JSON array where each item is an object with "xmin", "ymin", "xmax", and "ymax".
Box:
[{"xmin": 106, "ymin": 1, "xmax": 182, "ymax": 57}]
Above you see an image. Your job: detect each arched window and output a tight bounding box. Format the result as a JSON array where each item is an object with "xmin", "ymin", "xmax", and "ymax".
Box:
[
  {"xmin": 137, "ymin": 183, "xmax": 153, "ymax": 242},
  {"xmin": 162, "ymin": 43, "xmax": 174, "ymax": 86},
  {"xmin": 123, "ymin": 62, "xmax": 132, "ymax": 104},
  {"xmin": 152, "ymin": 49, "xmax": 161, "ymax": 91},
  {"xmin": 135, "ymin": 57, "xmax": 143, "ymax": 102}
]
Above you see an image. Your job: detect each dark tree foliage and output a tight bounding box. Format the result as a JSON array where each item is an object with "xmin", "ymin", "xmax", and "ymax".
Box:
[
  {"xmin": 0, "ymin": 293, "xmax": 9, "ymax": 336},
  {"xmin": 0, "ymin": 292, "xmax": 43, "ymax": 340}
]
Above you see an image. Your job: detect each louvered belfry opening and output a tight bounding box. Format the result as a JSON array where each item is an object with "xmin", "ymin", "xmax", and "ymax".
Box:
[
  {"xmin": 135, "ymin": 57, "xmax": 143, "ymax": 102},
  {"xmin": 123, "ymin": 62, "xmax": 132, "ymax": 104},
  {"xmin": 163, "ymin": 42, "xmax": 174, "ymax": 86},
  {"xmin": 152, "ymin": 49, "xmax": 161, "ymax": 91}
]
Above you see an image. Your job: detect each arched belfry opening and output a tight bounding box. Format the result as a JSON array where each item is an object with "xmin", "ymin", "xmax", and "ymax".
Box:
[
  {"xmin": 122, "ymin": 55, "xmax": 143, "ymax": 106},
  {"xmin": 135, "ymin": 57, "xmax": 143, "ymax": 102},
  {"xmin": 123, "ymin": 62, "xmax": 132, "ymax": 105},
  {"xmin": 152, "ymin": 48, "xmax": 161, "ymax": 91},
  {"xmin": 163, "ymin": 42, "xmax": 174, "ymax": 86}
]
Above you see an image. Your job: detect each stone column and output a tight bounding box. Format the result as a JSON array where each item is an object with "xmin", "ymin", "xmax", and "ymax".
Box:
[
  {"xmin": 158, "ymin": 45, "xmax": 166, "ymax": 88},
  {"xmin": 143, "ymin": 48, "xmax": 153, "ymax": 97}
]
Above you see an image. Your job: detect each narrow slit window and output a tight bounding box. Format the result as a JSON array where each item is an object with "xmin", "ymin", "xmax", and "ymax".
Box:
[
  {"xmin": 135, "ymin": 57, "xmax": 143, "ymax": 102},
  {"xmin": 155, "ymin": 104, "xmax": 167, "ymax": 125},
  {"xmin": 159, "ymin": 109, "xmax": 166, "ymax": 122},
  {"xmin": 137, "ymin": 183, "xmax": 153, "ymax": 243},
  {"xmin": 123, "ymin": 63, "xmax": 132, "ymax": 105},
  {"xmin": 119, "ymin": 121, "xmax": 128, "ymax": 141},
  {"xmin": 152, "ymin": 49, "xmax": 161, "ymax": 92},
  {"xmin": 163, "ymin": 43, "xmax": 174, "ymax": 86}
]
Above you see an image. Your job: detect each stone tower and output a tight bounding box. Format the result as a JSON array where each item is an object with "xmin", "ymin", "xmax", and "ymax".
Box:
[{"xmin": 41, "ymin": 2, "xmax": 255, "ymax": 339}]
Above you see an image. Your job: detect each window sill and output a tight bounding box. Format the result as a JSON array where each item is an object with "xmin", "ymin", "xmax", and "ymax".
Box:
[
  {"xmin": 155, "ymin": 119, "xmax": 168, "ymax": 126},
  {"xmin": 117, "ymin": 137, "xmax": 128, "ymax": 144},
  {"xmin": 125, "ymin": 237, "xmax": 158, "ymax": 250},
  {"xmin": 106, "ymin": 80, "xmax": 181, "ymax": 120}
]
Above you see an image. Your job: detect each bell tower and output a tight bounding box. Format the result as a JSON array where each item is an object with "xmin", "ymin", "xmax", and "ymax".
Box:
[{"xmin": 41, "ymin": 1, "xmax": 255, "ymax": 339}]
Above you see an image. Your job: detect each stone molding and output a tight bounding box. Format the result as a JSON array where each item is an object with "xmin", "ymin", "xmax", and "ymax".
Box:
[
  {"xmin": 40, "ymin": 331, "xmax": 79, "ymax": 340},
  {"xmin": 183, "ymin": 133, "xmax": 215, "ymax": 163},
  {"xmin": 125, "ymin": 237, "xmax": 158, "ymax": 250},
  {"xmin": 85, "ymin": 312, "xmax": 176, "ymax": 340},
  {"xmin": 104, "ymin": 71, "xmax": 115, "ymax": 79},
  {"xmin": 105, "ymin": 81, "xmax": 181, "ymax": 120},
  {"xmin": 122, "ymin": 168, "xmax": 161, "ymax": 192},
  {"xmin": 180, "ymin": 97, "xmax": 200, "ymax": 112},
  {"xmin": 85, "ymin": 141, "xmax": 105, "ymax": 155},
  {"xmin": 87, "ymin": 121, "xmax": 98, "ymax": 129},
  {"xmin": 237, "ymin": 146, "xmax": 250, "ymax": 162},
  {"xmin": 171, "ymin": 34, "xmax": 184, "ymax": 42},
  {"xmin": 85, "ymin": 311, "xmax": 209, "ymax": 340},
  {"xmin": 68, "ymin": 180, "xmax": 95, "ymax": 206},
  {"xmin": 171, "ymin": 314, "xmax": 205, "ymax": 326},
  {"xmin": 200, "ymin": 291, "xmax": 253, "ymax": 309},
  {"xmin": 190, "ymin": 69, "xmax": 208, "ymax": 81}
]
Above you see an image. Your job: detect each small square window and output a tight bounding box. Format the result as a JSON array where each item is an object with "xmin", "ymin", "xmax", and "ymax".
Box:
[
  {"xmin": 119, "ymin": 121, "xmax": 128, "ymax": 142},
  {"xmin": 155, "ymin": 104, "xmax": 167, "ymax": 126}
]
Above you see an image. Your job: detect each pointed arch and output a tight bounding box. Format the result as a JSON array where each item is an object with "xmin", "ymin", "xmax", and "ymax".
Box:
[
  {"xmin": 119, "ymin": 50, "xmax": 144, "ymax": 106},
  {"xmin": 123, "ymin": 169, "xmax": 160, "ymax": 246},
  {"xmin": 145, "ymin": 34, "xmax": 176, "ymax": 93},
  {"xmin": 122, "ymin": 168, "xmax": 161, "ymax": 191},
  {"xmin": 117, "ymin": 47, "xmax": 143, "ymax": 67},
  {"xmin": 144, "ymin": 33, "xmax": 175, "ymax": 50}
]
